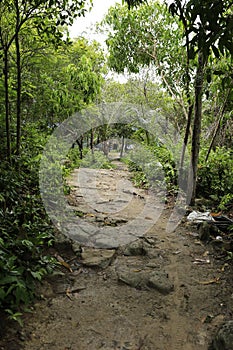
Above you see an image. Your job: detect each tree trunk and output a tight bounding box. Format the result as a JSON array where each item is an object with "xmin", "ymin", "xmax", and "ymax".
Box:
[
  {"xmin": 205, "ymin": 83, "xmax": 232, "ymax": 162},
  {"xmin": 76, "ymin": 136, "xmax": 83, "ymax": 159},
  {"xmin": 4, "ymin": 49, "xmax": 11, "ymax": 162},
  {"xmin": 15, "ymin": 1, "xmax": 21, "ymax": 156},
  {"xmin": 145, "ymin": 130, "xmax": 150, "ymax": 145},
  {"xmin": 179, "ymin": 102, "xmax": 193, "ymax": 183},
  {"xmin": 90, "ymin": 128, "xmax": 94, "ymax": 154},
  {"xmin": 120, "ymin": 135, "xmax": 125, "ymax": 158},
  {"xmin": 103, "ymin": 140, "xmax": 109, "ymax": 156},
  {"xmin": 188, "ymin": 52, "xmax": 205, "ymax": 205},
  {"xmin": 178, "ymin": 4, "xmax": 193, "ymax": 184}
]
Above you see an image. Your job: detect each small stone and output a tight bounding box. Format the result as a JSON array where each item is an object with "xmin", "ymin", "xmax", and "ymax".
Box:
[
  {"xmin": 211, "ymin": 315, "xmax": 225, "ymax": 327},
  {"xmin": 198, "ymin": 222, "xmax": 211, "ymax": 241},
  {"xmin": 54, "ymin": 231, "xmax": 72, "ymax": 248},
  {"xmin": 72, "ymin": 242, "xmax": 82, "ymax": 256},
  {"xmin": 118, "ymin": 270, "xmax": 145, "ymax": 288},
  {"xmin": 81, "ymin": 248, "xmax": 116, "ymax": 268},
  {"xmin": 147, "ymin": 271, "xmax": 174, "ymax": 295},
  {"xmin": 18, "ymin": 331, "xmax": 26, "ymax": 342},
  {"xmin": 123, "ymin": 240, "xmax": 145, "ymax": 256},
  {"xmin": 142, "ymin": 245, "xmax": 159, "ymax": 258}
]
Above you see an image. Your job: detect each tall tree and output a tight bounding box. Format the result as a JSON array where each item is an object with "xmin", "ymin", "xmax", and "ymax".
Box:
[
  {"xmin": 0, "ymin": 0, "xmax": 91, "ymax": 160},
  {"xmin": 21, "ymin": 37, "xmax": 105, "ymax": 126},
  {"xmin": 168, "ymin": 0, "xmax": 233, "ymax": 204},
  {"xmin": 114, "ymin": 0, "xmax": 233, "ymax": 204},
  {"xmin": 102, "ymin": 2, "xmax": 188, "ymax": 119}
]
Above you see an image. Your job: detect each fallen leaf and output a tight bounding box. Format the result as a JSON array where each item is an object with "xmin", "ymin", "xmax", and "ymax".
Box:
[
  {"xmin": 210, "ymin": 211, "xmax": 222, "ymax": 217},
  {"xmin": 65, "ymin": 288, "xmax": 73, "ymax": 300},
  {"xmin": 72, "ymin": 268, "xmax": 83, "ymax": 276},
  {"xmin": 104, "ymin": 221, "xmax": 111, "ymax": 225},
  {"xmin": 187, "ymin": 231, "xmax": 199, "ymax": 237},
  {"xmin": 70, "ymin": 286, "xmax": 86, "ymax": 293},
  {"xmin": 203, "ymin": 251, "xmax": 209, "ymax": 257},
  {"xmin": 54, "ymin": 253, "xmax": 73, "ymax": 273},
  {"xmin": 221, "ymin": 263, "xmax": 229, "ymax": 272}
]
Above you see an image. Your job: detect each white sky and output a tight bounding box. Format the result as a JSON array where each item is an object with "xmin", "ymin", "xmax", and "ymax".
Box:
[
  {"xmin": 69, "ymin": 0, "xmax": 120, "ymax": 41},
  {"xmin": 69, "ymin": 0, "xmax": 129, "ymax": 82}
]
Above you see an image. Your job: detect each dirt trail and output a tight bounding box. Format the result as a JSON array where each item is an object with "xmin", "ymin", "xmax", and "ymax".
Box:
[{"xmin": 3, "ymin": 161, "xmax": 233, "ymax": 350}]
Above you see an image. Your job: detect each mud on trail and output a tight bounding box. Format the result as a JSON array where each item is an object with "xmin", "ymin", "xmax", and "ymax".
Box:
[{"xmin": 2, "ymin": 161, "xmax": 233, "ymax": 350}]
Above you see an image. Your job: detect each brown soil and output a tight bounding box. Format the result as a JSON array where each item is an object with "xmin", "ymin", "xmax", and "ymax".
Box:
[{"xmin": 1, "ymin": 161, "xmax": 232, "ymax": 350}]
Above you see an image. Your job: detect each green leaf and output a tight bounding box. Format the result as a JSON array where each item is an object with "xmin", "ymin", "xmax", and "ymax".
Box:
[
  {"xmin": 0, "ymin": 289, "xmax": 6, "ymax": 301},
  {"xmin": 0, "ymin": 276, "xmax": 19, "ymax": 285},
  {"xmin": 21, "ymin": 240, "xmax": 34, "ymax": 248}
]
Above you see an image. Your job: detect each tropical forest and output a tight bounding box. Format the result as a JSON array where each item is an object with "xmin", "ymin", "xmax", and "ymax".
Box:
[{"xmin": 0, "ymin": 0, "xmax": 233, "ymax": 349}]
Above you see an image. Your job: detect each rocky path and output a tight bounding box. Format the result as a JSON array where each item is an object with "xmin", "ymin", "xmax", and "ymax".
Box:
[{"xmin": 4, "ymin": 161, "xmax": 233, "ymax": 350}]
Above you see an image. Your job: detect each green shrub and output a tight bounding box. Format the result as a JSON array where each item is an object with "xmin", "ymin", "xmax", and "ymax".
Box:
[
  {"xmin": 125, "ymin": 144, "xmax": 177, "ymax": 191},
  {"xmin": 0, "ymin": 127, "xmax": 56, "ymax": 322},
  {"xmin": 79, "ymin": 150, "xmax": 115, "ymax": 169},
  {"xmin": 197, "ymin": 147, "xmax": 233, "ymax": 204},
  {"xmin": 218, "ymin": 193, "xmax": 233, "ymax": 211}
]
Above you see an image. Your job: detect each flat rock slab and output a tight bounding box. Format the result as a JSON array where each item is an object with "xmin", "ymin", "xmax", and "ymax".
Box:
[
  {"xmin": 65, "ymin": 167, "xmax": 165, "ymax": 249},
  {"xmin": 117, "ymin": 267, "xmax": 174, "ymax": 294},
  {"xmin": 81, "ymin": 248, "xmax": 116, "ymax": 268}
]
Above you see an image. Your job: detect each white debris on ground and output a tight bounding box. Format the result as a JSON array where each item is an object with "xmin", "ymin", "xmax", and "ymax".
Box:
[{"xmin": 187, "ymin": 211, "xmax": 214, "ymax": 223}]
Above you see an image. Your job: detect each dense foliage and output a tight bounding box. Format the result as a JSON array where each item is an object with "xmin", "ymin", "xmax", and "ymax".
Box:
[
  {"xmin": 0, "ymin": 0, "xmax": 106, "ymax": 321},
  {"xmin": 0, "ymin": 0, "xmax": 232, "ymax": 323},
  {"xmin": 102, "ymin": 0, "xmax": 233, "ymax": 204}
]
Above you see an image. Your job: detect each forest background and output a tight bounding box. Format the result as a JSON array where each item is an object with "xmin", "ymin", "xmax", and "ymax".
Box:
[{"xmin": 0, "ymin": 0, "xmax": 232, "ymax": 324}]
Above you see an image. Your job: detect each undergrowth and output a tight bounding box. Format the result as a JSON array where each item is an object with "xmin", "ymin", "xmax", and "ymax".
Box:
[
  {"xmin": 123, "ymin": 143, "xmax": 178, "ymax": 194},
  {"xmin": 197, "ymin": 147, "xmax": 233, "ymax": 210},
  {"xmin": 65, "ymin": 147, "xmax": 116, "ymax": 173},
  {"xmin": 0, "ymin": 127, "xmax": 57, "ymax": 325}
]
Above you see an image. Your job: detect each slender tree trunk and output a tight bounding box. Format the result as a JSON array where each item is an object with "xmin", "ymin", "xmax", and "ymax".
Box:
[
  {"xmin": 205, "ymin": 83, "xmax": 232, "ymax": 162},
  {"xmin": 145, "ymin": 130, "xmax": 150, "ymax": 145},
  {"xmin": 178, "ymin": 3, "xmax": 193, "ymax": 181},
  {"xmin": 4, "ymin": 49, "xmax": 11, "ymax": 162},
  {"xmin": 15, "ymin": 2, "xmax": 21, "ymax": 156},
  {"xmin": 90, "ymin": 129, "xmax": 94, "ymax": 154},
  {"xmin": 76, "ymin": 136, "xmax": 83, "ymax": 159},
  {"xmin": 188, "ymin": 52, "xmax": 205, "ymax": 205},
  {"xmin": 120, "ymin": 135, "xmax": 125, "ymax": 158},
  {"xmin": 179, "ymin": 103, "xmax": 193, "ymax": 181}
]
